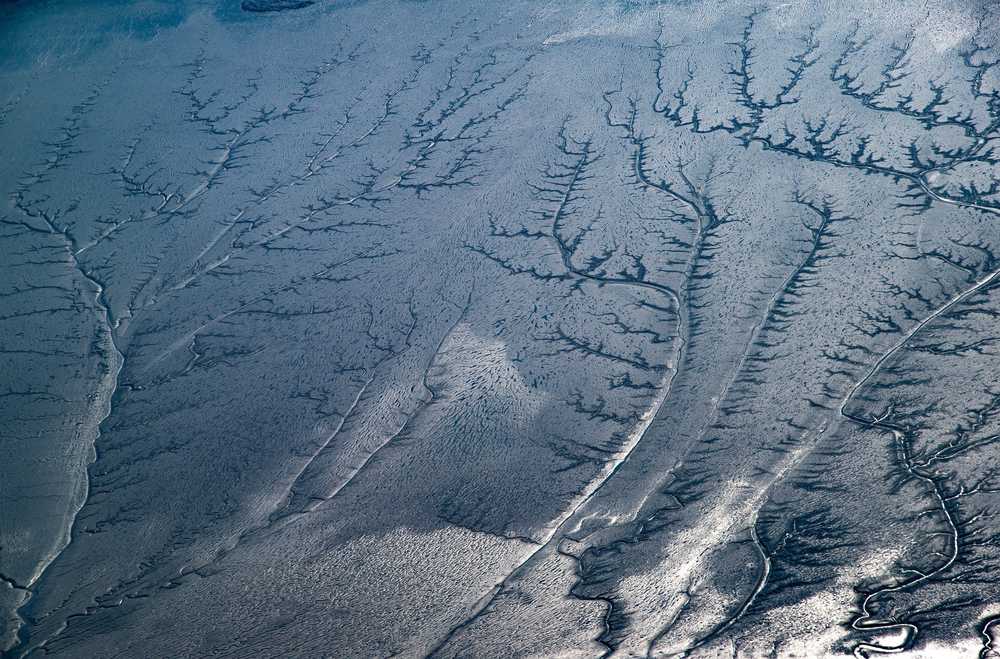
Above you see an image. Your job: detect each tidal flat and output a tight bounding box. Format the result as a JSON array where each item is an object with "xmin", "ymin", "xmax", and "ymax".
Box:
[{"xmin": 2, "ymin": 0, "xmax": 1000, "ymax": 656}]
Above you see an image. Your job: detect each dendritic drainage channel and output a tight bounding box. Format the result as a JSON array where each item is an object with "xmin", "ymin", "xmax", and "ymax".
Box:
[{"xmin": 2, "ymin": 0, "xmax": 1000, "ymax": 657}]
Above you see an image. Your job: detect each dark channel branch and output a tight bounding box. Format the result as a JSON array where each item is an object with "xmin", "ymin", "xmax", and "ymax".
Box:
[
  {"xmin": 831, "ymin": 27, "xmax": 975, "ymax": 137},
  {"xmin": 751, "ymin": 192, "xmax": 854, "ymax": 342},
  {"xmin": 468, "ymin": 120, "xmax": 680, "ymax": 384},
  {"xmin": 170, "ymin": 34, "xmax": 532, "ymax": 295},
  {"xmin": 725, "ymin": 11, "xmax": 821, "ymax": 139},
  {"xmin": 466, "ymin": 119, "xmax": 682, "ymax": 499},
  {"xmin": 837, "ymin": 269, "xmax": 1000, "ymax": 655},
  {"xmin": 155, "ymin": 40, "xmax": 396, "ymax": 294},
  {"xmin": 435, "ymin": 11, "xmax": 1000, "ymax": 657},
  {"xmin": 561, "ymin": 188, "xmax": 856, "ymax": 655},
  {"xmin": 16, "ymin": 289, "xmax": 441, "ymax": 657},
  {"xmin": 37, "ymin": 38, "xmax": 375, "ymax": 326},
  {"xmin": 103, "ymin": 42, "xmax": 360, "ymax": 244},
  {"xmin": 398, "ymin": 40, "xmax": 537, "ymax": 196},
  {"xmin": 654, "ymin": 12, "xmax": 1000, "ymax": 218},
  {"xmin": 652, "ymin": 13, "xmax": 820, "ymax": 139},
  {"xmin": 674, "ymin": 507, "xmax": 857, "ymax": 656},
  {"xmin": 469, "ymin": 123, "xmax": 604, "ymax": 284},
  {"xmin": 139, "ymin": 247, "xmax": 399, "ymax": 389},
  {"xmin": 505, "ymin": 85, "xmax": 760, "ymax": 657},
  {"xmin": 4, "ymin": 18, "xmax": 535, "ymax": 656},
  {"xmin": 7, "ymin": 3, "xmax": 1000, "ymax": 658},
  {"xmin": 3, "ymin": 79, "xmax": 127, "ymax": 656},
  {"xmin": 569, "ymin": 13, "xmax": 996, "ymax": 652},
  {"xmin": 509, "ymin": 87, "xmax": 768, "ymax": 657},
  {"xmin": 641, "ymin": 17, "xmax": 1000, "ymax": 650},
  {"xmin": 602, "ymin": 84, "xmax": 742, "ymax": 362},
  {"xmin": 842, "ymin": 408, "xmax": 997, "ymax": 658},
  {"xmin": 436, "ymin": 114, "xmax": 701, "ymax": 657}
]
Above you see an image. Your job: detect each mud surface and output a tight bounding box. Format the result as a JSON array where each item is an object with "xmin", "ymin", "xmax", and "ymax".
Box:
[{"xmin": 2, "ymin": 0, "xmax": 1000, "ymax": 656}]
